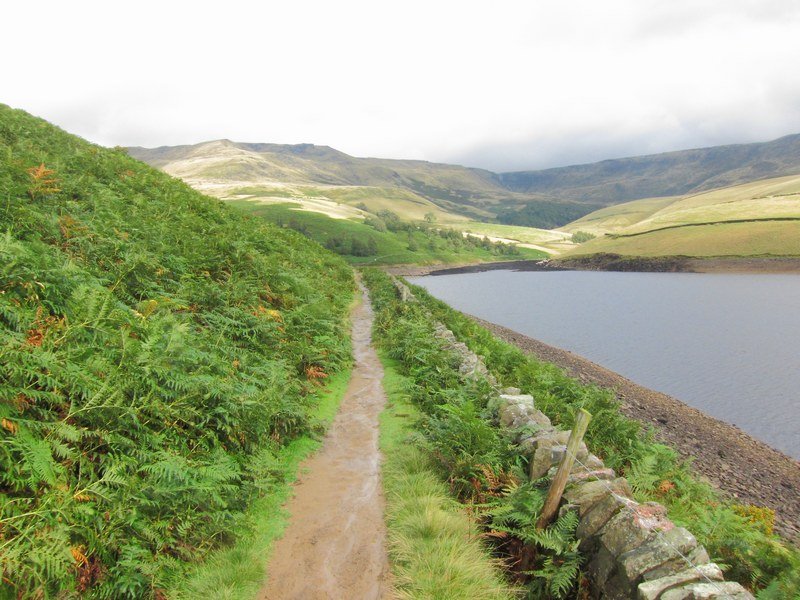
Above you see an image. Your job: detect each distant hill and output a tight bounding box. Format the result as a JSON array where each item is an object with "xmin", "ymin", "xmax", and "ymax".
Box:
[
  {"xmin": 499, "ymin": 134, "xmax": 800, "ymax": 203},
  {"xmin": 127, "ymin": 141, "xmax": 597, "ymax": 228},
  {"xmin": 561, "ymin": 174, "xmax": 800, "ymax": 258},
  {"xmin": 129, "ymin": 133, "xmax": 800, "ymax": 229}
]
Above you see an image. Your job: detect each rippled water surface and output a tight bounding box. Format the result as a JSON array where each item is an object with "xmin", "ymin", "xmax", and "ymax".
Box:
[{"xmin": 408, "ymin": 270, "xmax": 800, "ymax": 459}]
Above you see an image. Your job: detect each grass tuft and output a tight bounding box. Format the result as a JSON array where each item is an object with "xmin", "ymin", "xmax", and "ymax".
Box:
[{"xmin": 379, "ymin": 355, "xmax": 516, "ymax": 600}]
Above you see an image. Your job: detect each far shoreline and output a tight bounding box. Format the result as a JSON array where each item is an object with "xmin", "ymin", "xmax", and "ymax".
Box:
[{"xmin": 384, "ymin": 255, "xmax": 800, "ymax": 277}]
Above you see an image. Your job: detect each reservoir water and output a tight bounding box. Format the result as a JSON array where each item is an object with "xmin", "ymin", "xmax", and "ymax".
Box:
[{"xmin": 408, "ymin": 269, "xmax": 800, "ymax": 459}]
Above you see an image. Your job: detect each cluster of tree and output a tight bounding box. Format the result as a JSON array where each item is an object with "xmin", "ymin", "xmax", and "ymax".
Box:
[
  {"xmin": 571, "ymin": 230, "xmax": 597, "ymax": 243},
  {"xmin": 325, "ymin": 234, "xmax": 379, "ymax": 256},
  {"xmin": 496, "ymin": 201, "xmax": 599, "ymax": 229},
  {"xmin": 361, "ymin": 208, "xmax": 521, "ymax": 256}
]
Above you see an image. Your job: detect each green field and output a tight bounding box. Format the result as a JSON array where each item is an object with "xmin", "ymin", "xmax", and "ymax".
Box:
[
  {"xmin": 229, "ymin": 200, "xmax": 547, "ymax": 265},
  {"xmin": 568, "ymin": 220, "xmax": 800, "ymax": 257},
  {"xmin": 562, "ymin": 174, "xmax": 800, "ymax": 258}
]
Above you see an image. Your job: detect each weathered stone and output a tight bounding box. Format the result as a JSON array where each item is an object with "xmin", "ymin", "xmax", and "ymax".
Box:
[
  {"xmin": 637, "ymin": 563, "xmax": 724, "ymax": 600},
  {"xmin": 551, "ymin": 444, "xmax": 567, "ymax": 463},
  {"xmin": 518, "ymin": 427, "xmax": 556, "ymax": 453},
  {"xmin": 644, "ymin": 545, "xmax": 710, "ymax": 581},
  {"xmin": 566, "ymin": 467, "xmax": 616, "ymax": 484},
  {"xmin": 525, "ymin": 428, "xmax": 571, "ymax": 455},
  {"xmin": 499, "ymin": 402, "xmax": 533, "ymax": 429},
  {"xmin": 600, "ymin": 502, "xmax": 671, "ymax": 558},
  {"xmin": 530, "ymin": 445, "xmax": 557, "ymax": 479},
  {"xmin": 587, "ymin": 545, "xmax": 617, "ymax": 588},
  {"xmin": 529, "ymin": 429, "xmax": 567, "ymax": 446},
  {"xmin": 577, "ymin": 493, "xmax": 635, "ymax": 548},
  {"xmin": 529, "ymin": 409, "xmax": 552, "ymax": 428},
  {"xmin": 502, "ymin": 387, "xmax": 521, "ymax": 395},
  {"xmin": 602, "ymin": 571, "xmax": 638, "ymax": 600},
  {"xmin": 660, "ymin": 581, "xmax": 754, "ymax": 599},
  {"xmin": 585, "ymin": 453, "xmax": 605, "ymax": 469},
  {"xmin": 498, "ymin": 393, "xmax": 535, "ymax": 408},
  {"xmin": 619, "ymin": 527, "xmax": 698, "ymax": 584},
  {"xmin": 564, "ymin": 478, "xmax": 633, "ymax": 517}
]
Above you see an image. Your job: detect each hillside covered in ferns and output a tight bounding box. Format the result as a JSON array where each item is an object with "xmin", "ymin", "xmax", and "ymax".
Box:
[{"xmin": 0, "ymin": 105, "xmax": 354, "ymax": 598}]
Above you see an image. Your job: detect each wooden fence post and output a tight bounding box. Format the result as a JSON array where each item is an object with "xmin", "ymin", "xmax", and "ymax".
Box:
[{"xmin": 536, "ymin": 408, "xmax": 592, "ymax": 530}]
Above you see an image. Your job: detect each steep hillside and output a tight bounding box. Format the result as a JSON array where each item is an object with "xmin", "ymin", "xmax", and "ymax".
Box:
[
  {"xmin": 0, "ymin": 105, "xmax": 354, "ymax": 597},
  {"xmin": 500, "ymin": 134, "xmax": 800, "ymax": 203},
  {"xmin": 128, "ymin": 141, "xmax": 596, "ymax": 227},
  {"xmin": 128, "ymin": 140, "xmax": 557, "ymax": 220},
  {"xmin": 562, "ymin": 174, "xmax": 800, "ymax": 258}
]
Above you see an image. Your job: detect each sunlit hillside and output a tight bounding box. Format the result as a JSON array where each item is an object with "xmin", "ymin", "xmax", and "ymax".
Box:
[{"xmin": 563, "ymin": 174, "xmax": 800, "ymax": 257}]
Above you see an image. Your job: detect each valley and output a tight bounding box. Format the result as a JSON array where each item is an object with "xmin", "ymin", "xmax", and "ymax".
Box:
[{"xmin": 131, "ymin": 137, "xmax": 800, "ymax": 268}]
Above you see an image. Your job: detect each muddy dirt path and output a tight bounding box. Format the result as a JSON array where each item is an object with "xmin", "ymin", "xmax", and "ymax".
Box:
[{"xmin": 259, "ymin": 284, "xmax": 391, "ymax": 600}]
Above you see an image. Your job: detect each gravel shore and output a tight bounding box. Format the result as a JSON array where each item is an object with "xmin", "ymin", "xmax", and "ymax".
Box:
[{"xmin": 471, "ymin": 316, "xmax": 800, "ymax": 543}]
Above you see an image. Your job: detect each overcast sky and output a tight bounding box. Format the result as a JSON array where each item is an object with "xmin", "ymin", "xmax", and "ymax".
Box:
[{"xmin": 3, "ymin": 0, "xmax": 800, "ymax": 171}]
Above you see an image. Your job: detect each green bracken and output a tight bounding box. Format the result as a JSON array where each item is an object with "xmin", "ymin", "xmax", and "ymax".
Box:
[{"xmin": 0, "ymin": 105, "xmax": 355, "ymax": 598}]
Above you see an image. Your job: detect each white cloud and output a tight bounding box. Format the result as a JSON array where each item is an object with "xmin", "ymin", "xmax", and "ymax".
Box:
[{"xmin": 2, "ymin": 0, "xmax": 799, "ymax": 170}]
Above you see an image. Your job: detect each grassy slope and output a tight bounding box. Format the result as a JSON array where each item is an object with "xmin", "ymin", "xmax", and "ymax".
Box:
[
  {"xmin": 0, "ymin": 105, "xmax": 355, "ymax": 598},
  {"xmin": 379, "ymin": 354, "xmax": 514, "ymax": 600},
  {"xmin": 455, "ymin": 221, "xmax": 569, "ymax": 244},
  {"xmin": 560, "ymin": 196, "xmax": 681, "ymax": 236},
  {"xmin": 225, "ymin": 184, "xmax": 463, "ymax": 224},
  {"xmin": 562, "ymin": 174, "xmax": 800, "ymax": 258},
  {"xmin": 128, "ymin": 140, "xmax": 552, "ymax": 222},
  {"xmin": 229, "ymin": 200, "xmax": 547, "ymax": 265},
  {"xmin": 569, "ymin": 221, "xmax": 800, "ymax": 257}
]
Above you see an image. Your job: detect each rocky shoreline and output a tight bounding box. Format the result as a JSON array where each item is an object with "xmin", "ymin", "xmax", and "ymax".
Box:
[{"xmin": 470, "ymin": 316, "xmax": 800, "ymax": 543}]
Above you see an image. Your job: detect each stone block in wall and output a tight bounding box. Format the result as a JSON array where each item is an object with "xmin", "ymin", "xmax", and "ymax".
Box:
[
  {"xmin": 498, "ymin": 393, "xmax": 535, "ymax": 408},
  {"xmin": 618, "ymin": 527, "xmax": 701, "ymax": 588},
  {"xmin": 600, "ymin": 502, "xmax": 672, "ymax": 558},
  {"xmin": 521, "ymin": 428, "xmax": 571, "ymax": 455},
  {"xmin": 565, "ymin": 466, "xmax": 616, "ymax": 485},
  {"xmin": 588, "ymin": 545, "xmax": 618, "ymax": 590},
  {"xmin": 659, "ymin": 581, "xmax": 754, "ymax": 599},
  {"xmin": 530, "ymin": 444, "xmax": 562, "ymax": 479},
  {"xmin": 644, "ymin": 545, "xmax": 709, "ymax": 582},
  {"xmin": 564, "ymin": 478, "xmax": 633, "ymax": 517},
  {"xmin": 498, "ymin": 395, "xmax": 551, "ymax": 431},
  {"xmin": 577, "ymin": 493, "xmax": 636, "ymax": 550},
  {"xmin": 637, "ymin": 563, "xmax": 724, "ymax": 600}
]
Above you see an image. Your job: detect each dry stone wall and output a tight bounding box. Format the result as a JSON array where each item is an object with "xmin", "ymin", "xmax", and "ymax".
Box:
[{"xmin": 390, "ymin": 276, "xmax": 754, "ymax": 600}]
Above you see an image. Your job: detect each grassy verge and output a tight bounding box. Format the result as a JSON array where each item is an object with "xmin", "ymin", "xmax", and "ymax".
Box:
[{"xmin": 379, "ymin": 354, "xmax": 515, "ymax": 600}]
